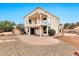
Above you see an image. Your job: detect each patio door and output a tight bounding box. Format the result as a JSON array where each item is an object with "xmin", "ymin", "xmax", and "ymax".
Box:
[
  {"xmin": 30, "ymin": 28, "xmax": 35, "ymax": 34},
  {"xmin": 43, "ymin": 26, "xmax": 47, "ymax": 34}
]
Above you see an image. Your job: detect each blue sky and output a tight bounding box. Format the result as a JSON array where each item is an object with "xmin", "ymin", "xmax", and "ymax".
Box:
[{"xmin": 0, "ymin": 3, "xmax": 79, "ymax": 24}]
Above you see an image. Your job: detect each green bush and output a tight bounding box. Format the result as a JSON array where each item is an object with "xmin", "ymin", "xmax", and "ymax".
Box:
[
  {"xmin": 48, "ymin": 28, "xmax": 56, "ymax": 36},
  {"xmin": 0, "ymin": 20, "xmax": 16, "ymax": 32}
]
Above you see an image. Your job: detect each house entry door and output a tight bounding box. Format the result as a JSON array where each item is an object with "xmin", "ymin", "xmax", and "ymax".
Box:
[{"xmin": 30, "ymin": 28, "xmax": 35, "ymax": 34}]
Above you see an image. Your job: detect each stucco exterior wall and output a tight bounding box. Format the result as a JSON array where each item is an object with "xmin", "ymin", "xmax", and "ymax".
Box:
[
  {"xmin": 50, "ymin": 16, "xmax": 59, "ymax": 34},
  {"xmin": 35, "ymin": 27, "xmax": 43, "ymax": 35},
  {"xmin": 36, "ymin": 28, "xmax": 40, "ymax": 35},
  {"xmin": 25, "ymin": 28, "xmax": 29, "ymax": 34}
]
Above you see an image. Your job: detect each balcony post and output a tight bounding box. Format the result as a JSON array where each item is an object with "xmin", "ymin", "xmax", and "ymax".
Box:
[
  {"xmin": 40, "ymin": 13, "xmax": 42, "ymax": 37},
  {"xmin": 40, "ymin": 26, "xmax": 42, "ymax": 37},
  {"xmin": 40, "ymin": 13, "xmax": 42, "ymax": 25}
]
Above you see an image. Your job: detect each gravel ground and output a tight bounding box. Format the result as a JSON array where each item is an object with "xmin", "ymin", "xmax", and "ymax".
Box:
[{"xmin": 0, "ymin": 36, "xmax": 78, "ymax": 56}]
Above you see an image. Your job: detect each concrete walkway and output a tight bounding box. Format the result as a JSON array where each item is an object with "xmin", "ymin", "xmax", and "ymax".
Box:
[{"xmin": 18, "ymin": 35, "xmax": 60, "ymax": 45}]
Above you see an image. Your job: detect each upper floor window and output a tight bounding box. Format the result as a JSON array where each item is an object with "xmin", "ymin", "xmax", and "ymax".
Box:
[
  {"xmin": 43, "ymin": 18, "xmax": 47, "ymax": 20},
  {"xmin": 29, "ymin": 19, "xmax": 32, "ymax": 24}
]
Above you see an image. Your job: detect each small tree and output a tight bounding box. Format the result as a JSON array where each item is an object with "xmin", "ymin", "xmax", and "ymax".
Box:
[
  {"xmin": 0, "ymin": 20, "xmax": 16, "ymax": 32},
  {"xmin": 64, "ymin": 23, "xmax": 70, "ymax": 29},
  {"xmin": 48, "ymin": 28, "xmax": 56, "ymax": 36},
  {"xmin": 75, "ymin": 22, "xmax": 79, "ymax": 27},
  {"xmin": 69, "ymin": 23, "xmax": 75, "ymax": 29}
]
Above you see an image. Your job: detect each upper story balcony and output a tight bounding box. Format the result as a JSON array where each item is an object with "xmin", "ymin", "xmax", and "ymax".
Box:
[
  {"xmin": 26, "ymin": 19, "xmax": 50, "ymax": 26},
  {"xmin": 25, "ymin": 12, "xmax": 51, "ymax": 26}
]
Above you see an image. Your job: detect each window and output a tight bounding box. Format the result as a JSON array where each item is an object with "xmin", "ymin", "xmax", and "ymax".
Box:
[
  {"xmin": 43, "ymin": 18, "xmax": 47, "ymax": 20},
  {"xmin": 29, "ymin": 19, "xmax": 32, "ymax": 24}
]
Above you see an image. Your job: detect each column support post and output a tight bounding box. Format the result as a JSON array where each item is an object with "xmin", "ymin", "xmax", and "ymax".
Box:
[
  {"xmin": 40, "ymin": 13, "xmax": 42, "ymax": 25},
  {"xmin": 40, "ymin": 26, "xmax": 42, "ymax": 37},
  {"xmin": 40, "ymin": 13, "xmax": 42, "ymax": 37}
]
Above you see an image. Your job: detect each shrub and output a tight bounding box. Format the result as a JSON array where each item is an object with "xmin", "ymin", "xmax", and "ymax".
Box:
[
  {"xmin": 48, "ymin": 28, "xmax": 56, "ymax": 36},
  {"xmin": 0, "ymin": 20, "xmax": 16, "ymax": 32},
  {"xmin": 17, "ymin": 23, "xmax": 26, "ymax": 34}
]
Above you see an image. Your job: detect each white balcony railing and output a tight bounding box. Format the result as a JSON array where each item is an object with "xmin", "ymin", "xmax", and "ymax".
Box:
[
  {"xmin": 41, "ymin": 19, "xmax": 50, "ymax": 25},
  {"xmin": 26, "ymin": 19, "xmax": 50, "ymax": 26}
]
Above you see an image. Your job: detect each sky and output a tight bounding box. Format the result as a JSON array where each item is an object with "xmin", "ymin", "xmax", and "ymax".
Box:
[{"xmin": 0, "ymin": 3, "xmax": 79, "ymax": 24}]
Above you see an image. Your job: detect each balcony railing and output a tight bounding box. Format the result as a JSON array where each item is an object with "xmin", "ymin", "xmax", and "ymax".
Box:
[
  {"xmin": 27, "ymin": 19, "xmax": 50, "ymax": 26},
  {"xmin": 41, "ymin": 20, "xmax": 50, "ymax": 25}
]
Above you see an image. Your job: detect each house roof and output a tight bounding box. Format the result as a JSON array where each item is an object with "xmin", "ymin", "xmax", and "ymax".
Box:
[{"xmin": 23, "ymin": 7, "xmax": 59, "ymax": 19}]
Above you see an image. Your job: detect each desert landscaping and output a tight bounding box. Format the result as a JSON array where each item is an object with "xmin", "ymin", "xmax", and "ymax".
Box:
[{"xmin": 55, "ymin": 33, "xmax": 79, "ymax": 48}]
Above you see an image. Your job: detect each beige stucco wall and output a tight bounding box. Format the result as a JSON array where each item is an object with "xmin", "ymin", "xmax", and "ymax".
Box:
[
  {"xmin": 31, "ymin": 20, "xmax": 33, "ymax": 24},
  {"xmin": 25, "ymin": 18, "xmax": 40, "ymax": 25},
  {"xmin": 32, "ymin": 19, "xmax": 40, "ymax": 24},
  {"xmin": 25, "ymin": 28, "xmax": 29, "ymax": 34},
  {"xmin": 35, "ymin": 27, "xmax": 43, "ymax": 35},
  {"xmin": 50, "ymin": 16, "xmax": 59, "ymax": 34},
  {"xmin": 36, "ymin": 28, "xmax": 40, "ymax": 35}
]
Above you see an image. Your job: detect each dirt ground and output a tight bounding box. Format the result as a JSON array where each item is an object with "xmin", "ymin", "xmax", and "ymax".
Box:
[
  {"xmin": 17, "ymin": 35, "xmax": 60, "ymax": 45},
  {"xmin": 0, "ymin": 36, "xmax": 78, "ymax": 56},
  {"xmin": 55, "ymin": 35, "xmax": 79, "ymax": 48}
]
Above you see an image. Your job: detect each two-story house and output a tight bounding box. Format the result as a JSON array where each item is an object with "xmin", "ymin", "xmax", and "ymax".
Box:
[{"xmin": 24, "ymin": 7, "xmax": 60, "ymax": 36}]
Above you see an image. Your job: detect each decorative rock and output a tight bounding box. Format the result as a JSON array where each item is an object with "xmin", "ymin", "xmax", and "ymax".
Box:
[{"xmin": 74, "ymin": 50, "xmax": 79, "ymax": 56}]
